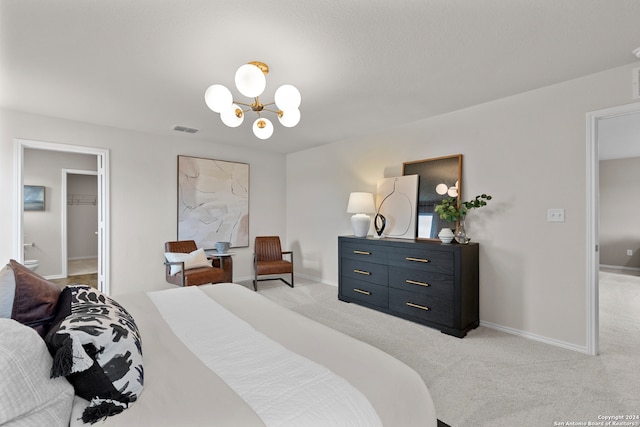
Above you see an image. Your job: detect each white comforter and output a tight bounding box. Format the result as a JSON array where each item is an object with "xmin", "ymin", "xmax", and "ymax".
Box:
[
  {"xmin": 149, "ymin": 286, "xmax": 382, "ymax": 427},
  {"xmin": 70, "ymin": 283, "xmax": 437, "ymax": 427}
]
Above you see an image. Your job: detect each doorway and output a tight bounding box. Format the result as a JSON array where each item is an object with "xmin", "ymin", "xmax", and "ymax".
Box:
[
  {"xmin": 586, "ymin": 102, "xmax": 640, "ymax": 355},
  {"xmin": 14, "ymin": 139, "xmax": 110, "ymax": 294},
  {"xmin": 62, "ymin": 169, "xmax": 99, "ymax": 285}
]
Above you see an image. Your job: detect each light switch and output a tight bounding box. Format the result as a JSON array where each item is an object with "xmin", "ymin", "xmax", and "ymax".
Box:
[{"xmin": 547, "ymin": 208, "xmax": 565, "ymax": 222}]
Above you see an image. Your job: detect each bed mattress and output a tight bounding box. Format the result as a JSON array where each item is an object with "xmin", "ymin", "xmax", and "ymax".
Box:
[{"xmin": 70, "ymin": 283, "xmax": 436, "ymax": 426}]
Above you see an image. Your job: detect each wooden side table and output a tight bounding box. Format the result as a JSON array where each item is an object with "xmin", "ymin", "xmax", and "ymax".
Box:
[{"xmin": 207, "ymin": 252, "xmax": 234, "ymax": 283}]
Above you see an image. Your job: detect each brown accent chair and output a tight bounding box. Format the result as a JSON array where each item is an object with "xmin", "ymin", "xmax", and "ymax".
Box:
[
  {"xmin": 253, "ymin": 236, "xmax": 294, "ymax": 291},
  {"xmin": 164, "ymin": 240, "xmax": 225, "ymax": 287}
]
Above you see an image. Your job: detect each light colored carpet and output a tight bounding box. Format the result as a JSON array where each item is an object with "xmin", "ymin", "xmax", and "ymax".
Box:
[{"xmin": 238, "ymin": 272, "xmax": 640, "ymax": 427}]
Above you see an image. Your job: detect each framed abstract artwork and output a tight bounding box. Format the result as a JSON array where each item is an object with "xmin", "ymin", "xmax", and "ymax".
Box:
[
  {"xmin": 177, "ymin": 155, "xmax": 249, "ymax": 249},
  {"xmin": 24, "ymin": 185, "xmax": 45, "ymax": 211},
  {"xmin": 375, "ymin": 175, "xmax": 419, "ymax": 239}
]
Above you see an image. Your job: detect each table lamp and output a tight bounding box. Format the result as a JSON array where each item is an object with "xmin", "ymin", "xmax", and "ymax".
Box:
[{"xmin": 347, "ymin": 192, "xmax": 375, "ymax": 237}]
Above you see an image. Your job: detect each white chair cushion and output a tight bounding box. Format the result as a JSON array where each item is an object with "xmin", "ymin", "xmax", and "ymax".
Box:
[{"xmin": 165, "ymin": 248, "xmax": 211, "ymax": 276}]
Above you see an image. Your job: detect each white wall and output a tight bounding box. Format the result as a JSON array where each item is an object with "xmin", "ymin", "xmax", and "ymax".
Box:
[
  {"xmin": 0, "ymin": 109, "xmax": 287, "ymax": 296},
  {"xmin": 286, "ymin": 62, "xmax": 640, "ymax": 350}
]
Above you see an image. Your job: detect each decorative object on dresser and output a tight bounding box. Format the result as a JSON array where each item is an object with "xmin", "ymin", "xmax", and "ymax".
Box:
[
  {"xmin": 437, "ymin": 228, "xmax": 454, "ymax": 244},
  {"xmin": 338, "ymin": 236, "xmax": 479, "ymax": 338},
  {"xmin": 346, "ymin": 192, "xmax": 376, "ymax": 237},
  {"xmin": 435, "ymin": 194, "xmax": 492, "ymax": 244},
  {"xmin": 375, "ymin": 175, "xmax": 419, "ymax": 239},
  {"xmin": 402, "ymin": 155, "xmax": 462, "ymax": 240}
]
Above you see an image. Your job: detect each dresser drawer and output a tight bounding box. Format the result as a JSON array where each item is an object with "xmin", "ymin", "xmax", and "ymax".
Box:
[
  {"xmin": 341, "ymin": 258, "xmax": 388, "ymax": 286},
  {"xmin": 340, "ymin": 278, "xmax": 388, "ymax": 308},
  {"xmin": 340, "ymin": 241, "xmax": 388, "ymax": 263},
  {"xmin": 388, "ymin": 266, "xmax": 454, "ymax": 300},
  {"xmin": 389, "ymin": 289, "xmax": 454, "ymax": 327},
  {"xmin": 388, "ymin": 247, "xmax": 453, "ymax": 274}
]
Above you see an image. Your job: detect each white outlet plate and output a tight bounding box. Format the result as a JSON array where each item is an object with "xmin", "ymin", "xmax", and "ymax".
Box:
[
  {"xmin": 627, "ymin": 249, "xmax": 633, "ymax": 256},
  {"xmin": 547, "ymin": 208, "xmax": 565, "ymax": 222}
]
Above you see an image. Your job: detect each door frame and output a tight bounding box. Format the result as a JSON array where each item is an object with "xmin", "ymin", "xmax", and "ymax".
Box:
[
  {"xmin": 62, "ymin": 169, "xmax": 99, "ymax": 279},
  {"xmin": 14, "ymin": 139, "xmax": 110, "ymax": 294},
  {"xmin": 586, "ymin": 101, "xmax": 640, "ymax": 356}
]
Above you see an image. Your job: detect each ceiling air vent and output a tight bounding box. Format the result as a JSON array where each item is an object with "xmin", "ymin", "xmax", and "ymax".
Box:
[
  {"xmin": 633, "ymin": 67, "xmax": 640, "ymax": 100},
  {"xmin": 173, "ymin": 125, "xmax": 199, "ymax": 134}
]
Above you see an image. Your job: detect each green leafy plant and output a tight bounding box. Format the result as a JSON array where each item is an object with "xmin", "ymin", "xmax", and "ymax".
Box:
[{"xmin": 434, "ymin": 194, "xmax": 492, "ymax": 222}]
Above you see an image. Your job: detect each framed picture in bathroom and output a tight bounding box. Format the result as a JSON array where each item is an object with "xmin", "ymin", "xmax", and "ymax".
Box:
[{"xmin": 24, "ymin": 185, "xmax": 45, "ymax": 211}]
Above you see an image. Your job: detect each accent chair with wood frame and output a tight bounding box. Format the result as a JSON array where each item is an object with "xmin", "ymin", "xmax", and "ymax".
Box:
[
  {"xmin": 253, "ymin": 236, "xmax": 294, "ymax": 291},
  {"xmin": 164, "ymin": 240, "xmax": 226, "ymax": 287}
]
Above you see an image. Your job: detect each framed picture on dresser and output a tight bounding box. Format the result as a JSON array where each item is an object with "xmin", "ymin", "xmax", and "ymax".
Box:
[{"xmin": 403, "ymin": 154, "xmax": 462, "ymax": 240}]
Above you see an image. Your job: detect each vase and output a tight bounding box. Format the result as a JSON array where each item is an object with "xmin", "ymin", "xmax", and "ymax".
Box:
[{"xmin": 455, "ymin": 217, "xmax": 470, "ymax": 244}]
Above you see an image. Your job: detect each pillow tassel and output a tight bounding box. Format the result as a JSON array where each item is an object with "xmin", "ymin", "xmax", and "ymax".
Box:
[
  {"xmin": 81, "ymin": 398, "xmax": 127, "ymax": 424},
  {"xmin": 50, "ymin": 335, "xmax": 74, "ymax": 377}
]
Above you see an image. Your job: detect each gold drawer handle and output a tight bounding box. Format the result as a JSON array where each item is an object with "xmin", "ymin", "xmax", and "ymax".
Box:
[
  {"xmin": 405, "ymin": 257, "xmax": 429, "ymax": 263},
  {"xmin": 354, "ymin": 269, "xmax": 371, "ymax": 275},
  {"xmin": 353, "ymin": 250, "xmax": 371, "ymax": 255},
  {"xmin": 354, "ymin": 288, "xmax": 371, "ymax": 296},
  {"xmin": 406, "ymin": 302, "xmax": 430, "ymax": 311},
  {"xmin": 406, "ymin": 279, "xmax": 430, "ymax": 287}
]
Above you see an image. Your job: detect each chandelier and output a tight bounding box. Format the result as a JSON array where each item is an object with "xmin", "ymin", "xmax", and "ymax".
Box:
[{"xmin": 204, "ymin": 61, "xmax": 301, "ymax": 140}]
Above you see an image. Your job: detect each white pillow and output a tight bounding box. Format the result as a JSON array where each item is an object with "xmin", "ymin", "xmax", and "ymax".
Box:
[
  {"xmin": 165, "ymin": 248, "xmax": 212, "ymax": 276},
  {"xmin": 0, "ymin": 318, "xmax": 74, "ymax": 427}
]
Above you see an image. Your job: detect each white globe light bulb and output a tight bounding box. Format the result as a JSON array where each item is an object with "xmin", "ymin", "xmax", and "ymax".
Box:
[
  {"xmin": 235, "ymin": 64, "xmax": 266, "ymax": 98},
  {"xmin": 274, "ymin": 84, "xmax": 301, "ymax": 110},
  {"xmin": 253, "ymin": 118, "xmax": 274, "ymax": 139},
  {"xmin": 204, "ymin": 84, "xmax": 233, "ymax": 113},
  {"xmin": 278, "ymin": 108, "xmax": 301, "ymax": 127},
  {"xmin": 220, "ymin": 104, "xmax": 244, "ymax": 127}
]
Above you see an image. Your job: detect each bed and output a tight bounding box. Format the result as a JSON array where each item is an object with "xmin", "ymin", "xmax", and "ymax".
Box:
[{"xmin": 1, "ymin": 259, "xmax": 437, "ymax": 427}]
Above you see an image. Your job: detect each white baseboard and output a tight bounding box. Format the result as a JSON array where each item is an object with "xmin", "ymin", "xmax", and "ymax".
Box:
[
  {"xmin": 480, "ymin": 320, "xmax": 589, "ymax": 354},
  {"xmin": 600, "ymin": 264, "xmax": 640, "ymax": 272},
  {"xmin": 68, "ymin": 256, "xmax": 98, "ymax": 261}
]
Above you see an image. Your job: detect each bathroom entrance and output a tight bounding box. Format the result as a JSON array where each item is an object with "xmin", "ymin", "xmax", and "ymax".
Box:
[{"xmin": 15, "ymin": 139, "xmax": 110, "ymax": 294}]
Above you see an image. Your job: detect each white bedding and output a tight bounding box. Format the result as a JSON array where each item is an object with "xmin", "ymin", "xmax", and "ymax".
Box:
[
  {"xmin": 149, "ymin": 286, "xmax": 382, "ymax": 427},
  {"xmin": 70, "ymin": 283, "xmax": 437, "ymax": 427}
]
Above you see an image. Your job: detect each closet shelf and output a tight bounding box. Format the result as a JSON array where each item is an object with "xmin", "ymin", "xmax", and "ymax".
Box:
[{"xmin": 67, "ymin": 193, "xmax": 97, "ymax": 205}]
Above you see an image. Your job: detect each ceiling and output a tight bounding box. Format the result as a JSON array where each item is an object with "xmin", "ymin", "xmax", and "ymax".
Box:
[{"xmin": 2, "ymin": 0, "xmax": 640, "ymax": 155}]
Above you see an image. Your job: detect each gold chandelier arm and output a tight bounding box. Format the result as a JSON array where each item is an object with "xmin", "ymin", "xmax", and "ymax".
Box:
[
  {"xmin": 234, "ymin": 100, "xmax": 254, "ymax": 108},
  {"xmin": 262, "ymin": 107, "xmax": 282, "ymax": 115}
]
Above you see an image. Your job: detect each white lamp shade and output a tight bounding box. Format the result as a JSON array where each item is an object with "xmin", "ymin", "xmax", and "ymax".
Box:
[
  {"xmin": 204, "ymin": 84, "xmax": 232, "ymax": 113},
  {"xmin": 220, "ymin": 104, "xmax": 244, "ymax": 127},
  {"xmin": 274, "ymin": 84, "xmax": 301, "ymax": 110},
  {"xmin": 235, "ymin": 64, "xmax": 266, "ymax": 98},
  {"xmin": 252, "ymin": 118, "xmax": 274, "ymax": 139},
  {"xmin": 278, "ymin": 108, "xmax": 301, "ymax": 127},
  {"xmin": 347, "ymin": 192, "xmax": 375, "ymax": 214}
]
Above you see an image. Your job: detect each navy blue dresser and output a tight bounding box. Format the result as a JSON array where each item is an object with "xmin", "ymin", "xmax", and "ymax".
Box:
[{"xmin": 338, "ymin": 236, "xmax": 479, "ymax": 337}]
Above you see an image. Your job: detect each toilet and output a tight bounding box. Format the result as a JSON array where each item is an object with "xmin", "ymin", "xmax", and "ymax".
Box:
[{"xmin": 24, "ymin": 259, "xmax": 39, "ymax": 272}]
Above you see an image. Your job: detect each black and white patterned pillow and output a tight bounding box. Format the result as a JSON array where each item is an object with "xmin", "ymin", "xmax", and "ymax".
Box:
[{"xmin": 45, "ymin": 285, "xmax": 143, "ymax": 424}]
